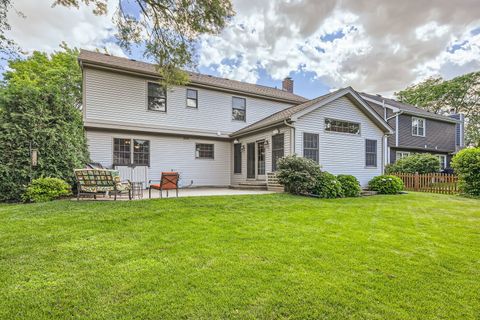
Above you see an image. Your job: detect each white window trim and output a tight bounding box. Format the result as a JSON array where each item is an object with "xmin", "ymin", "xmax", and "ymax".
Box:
[
  {"xmin": 412, "ymin": 117, "xmax": 426, "ymax": 137},
  {"xmin": 365, "ymin": 139, "xmax": 378, "ymax": 168},
  {"xmin": 396, "ymin": 151, "xmax": 411, "ymax": 160},
  {"xmin": 324, "ymin": 118, "xmax": 361, "ymax": 136},
  {"xmin": 303, "ymin": 132, "xmax": 319, "ymax": 163},
  {"xmin": 232, "ymin": 96, "xmax": 247, "ymax": 122},
  {"xmin": 146, "ymin": 81, "xmax": 167, "ymax": 113},
  {"xmin": 186, "ymin": 88, "xmax": 198, "ymax": 109},
  {"xmin": 195, "ymin": 143, "xmax": 215, "ymax": 160},
  {"xmin": 437, "ymin": 154, "xmax": 447, "ymax": 170},
  {"xmin": 112, "ymin": 137, "xmax": 150, "ymax": 167}
]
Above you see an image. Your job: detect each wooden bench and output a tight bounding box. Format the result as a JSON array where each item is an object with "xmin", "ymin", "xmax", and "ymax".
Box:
[{"xmin": 74, "ymin": 169, "xmax": 131, "ymax": 200}]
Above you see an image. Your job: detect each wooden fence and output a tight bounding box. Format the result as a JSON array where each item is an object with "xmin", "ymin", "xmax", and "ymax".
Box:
[{"xmin": 393, "ymin": 173, "xmax": 458, "ymax": 194}]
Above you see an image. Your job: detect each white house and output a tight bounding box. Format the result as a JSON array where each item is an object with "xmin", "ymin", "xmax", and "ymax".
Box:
[{"xmin": 79, "ymin": 50, "xmax": 393, "ymax": 188}]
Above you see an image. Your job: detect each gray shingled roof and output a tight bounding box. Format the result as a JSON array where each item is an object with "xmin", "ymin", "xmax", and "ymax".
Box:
[
  {"xmin": 78, "ymin": 50, "xmax": 307, "ymax": 104},
  {"xmin": 231, "ymin": 90, "xmax": 340, "ymax": 136},
  {"xmin": 361, "ymin": 92, "xmax": 458, "ymax": 123}
]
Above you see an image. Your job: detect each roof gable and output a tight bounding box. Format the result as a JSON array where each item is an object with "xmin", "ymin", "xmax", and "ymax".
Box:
[
  {"xmin": 360, "ymin": 93, "xmax": 459, "ymax": 123},
  {"xmin": 231, "ymin": 87, "xmax": 393, "ymax": 137}
]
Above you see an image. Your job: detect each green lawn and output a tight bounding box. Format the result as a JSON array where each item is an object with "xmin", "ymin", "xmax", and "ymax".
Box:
[{"xmin": 1, "ymin": 193, "xmax": 479, "ymax": 319}]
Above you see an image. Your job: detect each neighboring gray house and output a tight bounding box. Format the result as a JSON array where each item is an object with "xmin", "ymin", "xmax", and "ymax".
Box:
[
  {"xmin": 360, "ymin": 93, "xmax": 464, "ymax": 169},
  {"xmin": 79, "ymin": 50, "xmax": 394, "ymax": 188}
]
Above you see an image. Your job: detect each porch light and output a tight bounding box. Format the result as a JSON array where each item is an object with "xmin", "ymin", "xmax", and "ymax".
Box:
[
  {"xmin": 31, "ymin": 149, "xmax": 38, "ymax": 167},
  {"xmin": 233, "ymin": 139, "xmax": 239, "ymax": 144},
  {"xmin": 272, "ymin": 128, "xmax": 280, "ymax": 135}
]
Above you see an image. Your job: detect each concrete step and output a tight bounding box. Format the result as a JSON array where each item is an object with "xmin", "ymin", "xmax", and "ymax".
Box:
[
  {"xmin": 267, "ymin": 186, "xmax": 284, "ymax": 192},
  {"xmin": 361, "ymin": 190, "xmax": 378, "ymax": 196},
  {"xmin": 230, "ymin": 184, "xmax": 268, "ymax": 190},
  {"xmin": 239, "ymin": 181, "xmax": 267, "ymax": 186}
]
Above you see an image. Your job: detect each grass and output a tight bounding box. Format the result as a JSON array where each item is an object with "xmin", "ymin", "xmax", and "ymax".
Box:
[{"xmin": 0, "ymin": 192, "xmax": 479, "ymax": 319}]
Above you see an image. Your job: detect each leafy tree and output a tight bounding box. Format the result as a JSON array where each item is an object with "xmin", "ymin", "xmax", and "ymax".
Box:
[
  {"xmin": 385, "ymin": 153, "xmax": 440, "ymax": 174},
  {"xmin": 54, "ymin": 0, "xmax": 234, "ymax": 86},
  {"xmin": 0, "ymin": 0, "xmax": 22, "ymax": 60},
  {"xmin": 0, "ymin": 45, "xmax": 89, "ymax": 201},
  {"xmin": 451, "ymin": 147, "xmax": 480, "ymax": 196},
  {"xmin": 395, "ymin": 72, "xmax": 480, "ymax": 146}
]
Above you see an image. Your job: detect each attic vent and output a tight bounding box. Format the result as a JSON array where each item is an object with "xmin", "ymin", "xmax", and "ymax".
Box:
[
  {"xmin": 130, "ymin": 59, "xmax": 136, "ymax": 62},
  {"xmin": 376, "ymin": 94, "xmax": 382, "ymax": 97}
]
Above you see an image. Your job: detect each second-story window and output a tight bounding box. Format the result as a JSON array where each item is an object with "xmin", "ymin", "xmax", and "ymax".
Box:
[
  {"xmin": 186, "ymin": 89, "xmax": 198, "ymax": 108},
  {"xmin": 412, "ymin": 117, "xmax": 425, "ymax": 136},
  {"xmin": 148, "ymin": 82, "xmax": 167, "ymax": 112},
  {"xmin": 232, "ymin": 97, "xmax": 246, "ymax": 121}
]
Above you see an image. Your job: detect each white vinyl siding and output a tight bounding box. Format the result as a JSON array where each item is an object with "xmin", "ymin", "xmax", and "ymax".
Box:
[
  {"xmin": 84, "ymin": 68, "xmax": 292, "ymax": 135},
  {"xmin": 295, "ymin": 96, "xmax": 384, "ymax": 186},
  {"xmin": 86, "ymin": 130, "xmax": 231, "ymax": 187}
]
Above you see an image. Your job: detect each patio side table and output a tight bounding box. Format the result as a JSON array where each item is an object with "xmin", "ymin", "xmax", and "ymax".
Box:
[{"xmin": 131, "ymin": 182, "xmax": 144, "ymax": 199}]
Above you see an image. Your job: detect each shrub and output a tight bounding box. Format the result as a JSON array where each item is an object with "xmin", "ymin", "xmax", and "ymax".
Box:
[
  {"xmin": 276, "ymin": 155, "xmax": 322, "ymax": 194},
  {"xmin": 337, "ymin": 174, "xmax": 361, "ymax": 197},
  {"xmin": 311, "ymin": 172, "xmax": 343, "ymax": 198},
  {"xmin": 368, "ymin": 175, "xmax": 404, "ymax": 194},
  {"xmin": 385, "ymin": 153, "xmax": 440, "ymax": 174},
  {"xmin": 451, "ymin": 148, "xmax": 480, "ymax": 196},
  {"xmin": 22, "ymin": 177, "xmax": 72, "ymax": 203}
]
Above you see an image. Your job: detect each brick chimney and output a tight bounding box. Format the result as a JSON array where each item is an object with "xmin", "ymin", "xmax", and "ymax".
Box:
[{"xmin": 282, "ymin": 77, "xmax": 293, "ymax": 93}]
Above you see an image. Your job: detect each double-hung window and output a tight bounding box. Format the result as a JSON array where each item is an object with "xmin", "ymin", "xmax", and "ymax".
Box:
[
  {"xmin": 148, "ymin": 82, "xmax": 167, "ymax": 112},
  {"xmin": 412, "ymin": 117, "xmax": 425, "ymax": 136},
  {"xmin": 232, "ymin": 97, "xmax": 246, "ymax": 121},
  {"xmin": 186, "ymin": 89, "xmax": 198, "ymax": 108},
  {"xmin": 113, "ymin": 138, "xmax": 150, "ymax": 166},
  {"xmin": 303, "ymin": 133, "xmax": 319, "ymax": 163},
  {"xmin": 365, "ymin": 139, "xmax": 377, "ymax": 167},
  {"xmin": 437, "ymin": 155, "xmax": 447, "ymax": 170},
  {"xmin": 196, "ymin": 143, "xmax": 214, "ymax": 159}
]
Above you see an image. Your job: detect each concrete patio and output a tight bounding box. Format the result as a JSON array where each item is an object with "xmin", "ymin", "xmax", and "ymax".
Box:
[{"xmin": 74, "ymin": 187, "xmax": 274, "ymax": 201}]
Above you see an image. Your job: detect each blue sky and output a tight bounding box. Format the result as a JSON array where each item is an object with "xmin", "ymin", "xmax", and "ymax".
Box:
[{"xmin": 2, "ymin": 0, "xmax": 480, "ymax": 99}]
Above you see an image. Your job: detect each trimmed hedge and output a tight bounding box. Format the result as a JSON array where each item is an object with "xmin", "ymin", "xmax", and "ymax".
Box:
[
  {"xmin": 368, "ymin": 175, "xmax": 404, "ymax": 194},
  {"xmin": 337, "ymin": 174, "xmax": 361, "ymax": 197},
  {"xmin": 385, "ymin": 153, "xmax": 440, "ymax": 174},
  {"xmin": 451, "ymin": 148, "xmax": 480, "ymax": 196},
  {"xmin": 22, "ymin": 177, "xmax": 72, "ymax": 203}
]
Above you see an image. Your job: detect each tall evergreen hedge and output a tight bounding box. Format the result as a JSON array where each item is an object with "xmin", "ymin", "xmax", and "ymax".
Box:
[{"xmin": 0, "ymin": 46, "xmax": 89, "ymax": 201}]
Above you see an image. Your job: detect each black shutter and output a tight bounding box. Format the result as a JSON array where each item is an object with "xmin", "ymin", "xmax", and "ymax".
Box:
[{"xmin": 234, "ymin": 144, "xmax": 242, "ymax": 174}]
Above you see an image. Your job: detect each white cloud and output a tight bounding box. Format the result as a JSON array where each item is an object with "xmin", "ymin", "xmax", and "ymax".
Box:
[
  {"xmin": 199, "ymin": 0, "xmax": 480, "ymax": 95},
  {"xmin": 5, "ymin": 0, "xmax": 125, "ymax": 56}
]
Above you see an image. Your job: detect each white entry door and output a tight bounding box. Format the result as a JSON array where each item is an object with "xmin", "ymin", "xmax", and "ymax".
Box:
[{"xmin": 257, "ymin": 140, "xmax": 266, "ymax": 180}]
